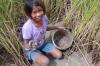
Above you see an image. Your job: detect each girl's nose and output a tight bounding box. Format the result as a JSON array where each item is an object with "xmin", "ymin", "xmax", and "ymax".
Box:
[{"xmin": 36, "ymin": 13, "xmax": 41, "ymax": 17}]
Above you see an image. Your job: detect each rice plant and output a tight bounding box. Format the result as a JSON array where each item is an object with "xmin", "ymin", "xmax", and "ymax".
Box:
[{"xmin": 0, "ymin": 0, "xmax": 100, "ymax": 66}]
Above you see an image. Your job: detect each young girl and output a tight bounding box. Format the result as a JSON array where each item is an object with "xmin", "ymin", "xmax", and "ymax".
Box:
[{"xmin": 22, "ymin": 0, "xmax": 64, "ymax": 66}]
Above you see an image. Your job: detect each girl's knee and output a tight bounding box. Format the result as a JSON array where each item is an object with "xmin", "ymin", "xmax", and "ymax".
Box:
[
  {"xmin": 55, "ymin": 51, "xmax": 62, "ymax": 59},
  {"xmin": 51, "ymin": 48, "xmax": 62, "ymax": 59},
  {"xmin": 42, "ymin": 57, "xmax": 49, "ymax": 65},
  {"xmin": 34, "ymin": 54, "xmax": 49, "ymax": 65},
  {"xmin": 36, "ymin": 57, "xmax": 49, "ymax": 66}
]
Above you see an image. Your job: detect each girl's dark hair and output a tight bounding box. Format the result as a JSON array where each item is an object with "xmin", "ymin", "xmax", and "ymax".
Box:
[{"xmin": 24, "ymin": 0, "xmax": 46, "ymax": 18}]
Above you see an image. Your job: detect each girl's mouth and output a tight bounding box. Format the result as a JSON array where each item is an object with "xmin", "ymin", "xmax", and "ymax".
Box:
[{"xmin": 33, "ymin": 16, "xmax": 42, "ymax": 21}]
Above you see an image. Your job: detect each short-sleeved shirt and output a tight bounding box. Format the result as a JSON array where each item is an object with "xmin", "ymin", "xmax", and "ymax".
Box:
[{"xmin": 22, "ymin": 15, "xmax": 48, "ymax": 48}]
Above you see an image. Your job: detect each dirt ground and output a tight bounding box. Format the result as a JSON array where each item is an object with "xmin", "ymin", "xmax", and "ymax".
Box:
[
  {"xmin": 47, "ymin": 51, "xmax": 100, "ymax": 66},
  {"xmin": 5, "ymin": 50, "xmax": 100, "ymax": 66}
]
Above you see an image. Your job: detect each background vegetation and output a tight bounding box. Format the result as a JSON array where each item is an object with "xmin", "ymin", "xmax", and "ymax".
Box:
[{"xmin": 0, "ymin": 0, "xmax": 100, "ymax": 66}]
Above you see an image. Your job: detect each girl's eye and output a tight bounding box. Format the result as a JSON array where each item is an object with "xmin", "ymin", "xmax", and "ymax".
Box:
[
  {"xmin": 32, "ymin": 10, "xmax": 37, "ymax": 14},
  {"xmin": 32, "ymin": 9, "xmax": 43, "ymax": 14},
  {"xmin": 38, "ymin": 9, "xmax": 43, "ymax": 12}
]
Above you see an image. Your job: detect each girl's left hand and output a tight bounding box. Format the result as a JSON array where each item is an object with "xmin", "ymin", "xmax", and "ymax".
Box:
[{"xmin": 58, "ymin": 27, "xmax": 66, "ymax": 30}]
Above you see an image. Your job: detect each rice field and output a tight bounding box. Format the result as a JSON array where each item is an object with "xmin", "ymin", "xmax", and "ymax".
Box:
[{"xmin": 0, "ymin": 0, "xmax": 100, "ymax": 66}]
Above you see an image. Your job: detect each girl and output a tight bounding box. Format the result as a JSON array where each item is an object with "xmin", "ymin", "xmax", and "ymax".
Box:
[{"xmin": 22, "ymin": 0, "xmax": 64, "ymax": 66}]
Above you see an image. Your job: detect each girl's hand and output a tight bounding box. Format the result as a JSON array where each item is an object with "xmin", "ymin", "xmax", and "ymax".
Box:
[
  {"xmin": 57, "ymin": 27, "xmax": 66, "ymax": 30},
  {"xmin": 29, "ymin": 40, "xmax": 38, "ymax": 50},
  {"xmin": 57, "ymin": 27, "xmax": 72, "ymax": 33}
]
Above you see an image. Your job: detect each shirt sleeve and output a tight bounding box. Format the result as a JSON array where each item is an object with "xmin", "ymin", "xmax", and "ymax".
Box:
[
  {"xmin": 44, "ymin": 15, "xmax": 48, "ymax": 22},
  {"xmin": 22, "ymin": 26, "xmax": 31, "ymax": 39},
  {"xmin": 44, "ymin": 15, "xmax": 48, "ymax": 26}
]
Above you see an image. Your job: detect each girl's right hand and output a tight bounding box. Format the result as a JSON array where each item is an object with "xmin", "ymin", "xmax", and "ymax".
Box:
[{"xmin": 29, "ymin": 40, "xmax": 38, "ymax": 50}]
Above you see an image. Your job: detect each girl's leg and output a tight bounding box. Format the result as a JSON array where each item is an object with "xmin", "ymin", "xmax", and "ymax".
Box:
[
  {"xmin": 26, "ymin": 50, "xmax": 49, "ymax": 66},
  {"xmin": 49, "ymin": 48, "xmax": 62, "ymax": 59},
  {"xmin": 41, "ymin": 41, "xmax": 62, "ymax": 59},
  {"xmin": 33, "ymin": 53, "xmax": 49, "ymax": 66}
]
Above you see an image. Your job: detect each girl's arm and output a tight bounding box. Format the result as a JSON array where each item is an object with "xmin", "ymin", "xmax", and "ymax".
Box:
[
  {"xmin": 47, "ymin": 25, "xmax": 66, "ymax": 31},
  {"xmin": 47, "ymin": 25, "xmax": 59, "ymax": 31},
  {"xmin": 22, "ymin": 39, "xmax": 37, "ymax": 50},
  {"xmin": 22, "ymin": 39, "xmax": 30, "ymax": 50}
]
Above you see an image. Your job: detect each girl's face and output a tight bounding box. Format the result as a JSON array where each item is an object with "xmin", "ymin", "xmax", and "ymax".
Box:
[{"xmin": 31, "ymin": 6, "xmax": 44, "ymax": 22}]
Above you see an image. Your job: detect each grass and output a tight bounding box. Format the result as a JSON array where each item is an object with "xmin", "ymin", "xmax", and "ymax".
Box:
[{"xmin": 0, "ymin": 0, "xmax": 100, "ymax": 66}]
